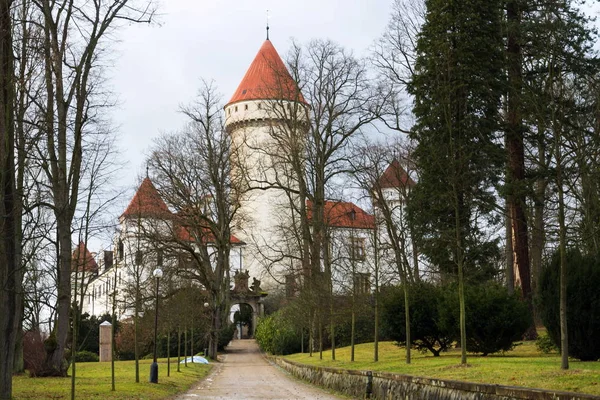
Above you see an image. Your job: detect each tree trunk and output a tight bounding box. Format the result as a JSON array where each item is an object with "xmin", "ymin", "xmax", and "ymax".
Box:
[
  {"xmin": 330, "ymin": 297, "xmax": 335, "ymax": 361},
  {"xmin": 177, "ymin": 325, "xmax": 181, "ymax": 372},
  {"xmin": 505, "ymin": 201, "xmax": 514, "ymax": 294},
  {"xmin": 0, "ymin": 0, "xmax": 20, "ymax": 396},
  {"xmin": 134, "ymin": 304, "xmax": 139, "ymax": 382},
  {"xmin": 350, "ymin": 296, "xmax": 355, "ymax": 362},
  {"xmin": 403, "ymin": 283, "xmax": 411, "ymax": 364},
  {"xmin": 13, "ymin": 331, "xmax": 23, "ymax": 374},
  {"xmin": 506, "ymin": 0, "xmax": 536, "ymax": 340},
  {"xmin": 42, "ymin": 222, "xmax": 72, "ymax": 376},
  {"xmin": 555, "ymin": 116, "xmax": 568, "ymax": 370}
]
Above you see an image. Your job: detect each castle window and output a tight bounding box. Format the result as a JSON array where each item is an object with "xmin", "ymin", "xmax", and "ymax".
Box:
[
  {"xmin": 353, "ymin": 273, "xmax": 371, "ymax": 294},
  {"xmin": 244, "ymin": 104, "xmax": 248, "ymax": 110},
  {"xmin": 235, "ymin": 106, "xmax": 238, "ymax": 112},
  {"xmin": 348, "ymin": 236, "xmax": 366, "ymax": 261},
  {"xmin": 118, "ymin": 239, "xmax": 124, "ymax": 261},
  {"xmin": 228, "ymin": 108, "xmax": 231, "ymax": 115},
  {"xmin": 258, "ymin": 103, "xmax": 262, "ymax": 109},
  {"xmin": 157, "ymin": 250, "xmax": 163, "ymax": 267},
  {"xmin": 135, "ymin": 250, "xmax": 142, "ymax": 266}
]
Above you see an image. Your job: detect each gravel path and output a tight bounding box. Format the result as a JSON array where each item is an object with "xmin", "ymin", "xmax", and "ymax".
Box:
[{"xmin": 174, "ymin": 339, "xmax": 343, "ymax": 399}]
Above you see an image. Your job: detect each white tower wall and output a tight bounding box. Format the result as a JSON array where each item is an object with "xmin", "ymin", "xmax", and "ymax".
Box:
[{"xmin": 225, "ymin": 99, "xmax": 307, "ymax": 289}]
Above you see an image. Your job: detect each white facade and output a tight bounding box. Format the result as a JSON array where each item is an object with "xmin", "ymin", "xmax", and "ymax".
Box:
[{"xmin": 80, "ymin": 210, "xmax": 244, "ymax": 319}]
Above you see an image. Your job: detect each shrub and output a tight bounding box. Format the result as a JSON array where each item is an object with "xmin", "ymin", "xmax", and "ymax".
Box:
[
  {"xmin": 333, "ymin": 296, "xmax": 376, "ymax": 348},
  {"xmin": 380, "ymin": 282, "xmax": 453, "ymax": 356},
  {"xmin": 438, "ymin": 282, "xmax": 530, "ymax": 356},
  {"xmin": 218, "ymin": 323, "xmax": 235, "ymax": 350},
  {"xmin": 74, "ymin": 350, "xmax": 99, "ymax": 362},
  {"xmin": 538, "ymin": 249, "xmax": 600, "ymax": 361},
  {"xmin": 255, "ymin": 310, "xmax": 301, "ymax": 355},
  {"xmin": 23, "ymin": 331, "xmax": 46, "ymax": 377},
  {"xmin": 536, "ymin": 333, "xmax": 558, "ymax": 354}
]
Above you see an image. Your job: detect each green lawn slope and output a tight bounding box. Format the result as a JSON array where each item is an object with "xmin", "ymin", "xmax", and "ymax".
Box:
[
  {"xmin": 284, "ymin": 341, "xmax": 600, "ymax": 396},
  {"xmin": 12, "ymin": 358, "xmax": 211, "ymax": 399}
]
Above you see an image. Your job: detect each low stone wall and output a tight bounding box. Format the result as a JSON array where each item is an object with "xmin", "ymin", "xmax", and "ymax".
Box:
[{"xmin": 268, "ymin": 356, "xmax": 600, "ymax": 400}]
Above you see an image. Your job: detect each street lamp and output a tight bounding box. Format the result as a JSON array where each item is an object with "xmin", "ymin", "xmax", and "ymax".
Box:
[{"xmin": 149, "ymin": 267, "xmax": 163, "ymax": 384}]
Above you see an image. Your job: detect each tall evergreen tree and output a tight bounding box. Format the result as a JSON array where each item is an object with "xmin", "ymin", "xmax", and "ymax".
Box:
[{"xmin": 408, "ymin": 0, "xmax": 504, "ymax": 364}]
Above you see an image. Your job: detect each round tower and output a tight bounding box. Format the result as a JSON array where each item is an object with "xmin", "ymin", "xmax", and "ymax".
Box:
[{"xmin": 225, "ymin": 39, "xmax": 308, "ymax": 289}]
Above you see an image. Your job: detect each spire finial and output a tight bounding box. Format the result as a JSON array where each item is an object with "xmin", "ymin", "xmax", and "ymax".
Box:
[{"xmin": 266, "ymin": 9, "xmax": 270, "ymax": 40}]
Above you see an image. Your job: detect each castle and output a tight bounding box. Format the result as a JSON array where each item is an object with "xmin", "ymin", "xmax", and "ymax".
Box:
[{"xmin": 75, "ymin": 38, "xmax": 413, "ymax": 318}]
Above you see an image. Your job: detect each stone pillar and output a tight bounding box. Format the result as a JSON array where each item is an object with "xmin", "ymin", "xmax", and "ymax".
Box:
[
  {"xmin": 252, "ymin": 306, "xmax": 258, "ymax": 338},
  {"xmin": 99, "ymin": 321, "xmax": 112, "ymax": 362}
]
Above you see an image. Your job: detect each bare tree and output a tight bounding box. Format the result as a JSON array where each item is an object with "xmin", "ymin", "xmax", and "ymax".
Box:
[
  {"xmin": 146, "ymin": 81, "xmax": 243, "ymax": 359},
  {"xmin": 351, "ymin": 139, "xmax": 417, "ymax": 364},
  {"xmin": 25, "ymin": 0, "xmax": 155, "ymax": 376}
]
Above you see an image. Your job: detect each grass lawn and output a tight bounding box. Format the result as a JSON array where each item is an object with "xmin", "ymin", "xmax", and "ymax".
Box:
[
  {"xmin": 12, "ymin": 358, "xmax": 212, "ymax": 399},
  {"xmin": 284, "ymin": 341, "xmax": 600, "ymax": 396}
]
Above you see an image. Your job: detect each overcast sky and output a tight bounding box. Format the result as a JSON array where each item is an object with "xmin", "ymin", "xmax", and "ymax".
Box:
[
  {"xmin": 102, "ymin": 0, "xmax": 600, "ymax": 232},
  {"xmin": 108, "ymin": 0, "xmax": 393, "ymax": 208}
]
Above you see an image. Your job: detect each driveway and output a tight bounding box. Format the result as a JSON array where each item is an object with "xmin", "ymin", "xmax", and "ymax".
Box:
[{"xmin": 174, "ymin": 339, "xmax": 343, "ymax": 399}]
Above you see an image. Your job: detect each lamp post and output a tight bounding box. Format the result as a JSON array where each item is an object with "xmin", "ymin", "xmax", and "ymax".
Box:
[{"xmin": 149, "ymin": 267, "xmax": 163, "ymax": 383}]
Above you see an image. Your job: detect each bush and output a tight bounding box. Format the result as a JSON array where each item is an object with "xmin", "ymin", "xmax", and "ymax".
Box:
[
  {"xmin": 333, "ymin": 296, "xmax": 376, "ymax": 348},
  {"xmin": 439, "ymin": 282, "xmax": 530, "ymax": 356},
  {"xmin": 218, "ymin": 323, "xmax": 235, "ymax": 350},
  {"xmin": 538, "ymin": 249, "xmax": 600, "ymax": 361},
  {"xmin": 74, "ymin": 350, "xmax": 99, "ymax": 362},
  {"xmin": 380, "ymin": 282, "xmax": 452, "ymax": 356},
  {"xmin": 23, "ymin": 331, "xmax": 46, "ymax": 377},
  {"xmin": 536, "ymin": 333, "xmax": 558, "ymax": 354},
  {"xmin": 255, "ymin": 310, "xmax": 301, "ymax": 355}
]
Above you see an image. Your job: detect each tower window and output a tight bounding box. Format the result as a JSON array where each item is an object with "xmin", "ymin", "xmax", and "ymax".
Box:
[
  {"xmin": 228, "ymin": 109, "xmax": 231, "ymax": 115},
  {"xmin": 245, "ymin": 104, "xmax": 248, "ymax": 110},
  {"xmin": 258, "ymin": 103, "xmax": 262, "ymax": 109},
  {"xmin": 235, "ymin": 106, "xmax": 238, "ymax": 112}
]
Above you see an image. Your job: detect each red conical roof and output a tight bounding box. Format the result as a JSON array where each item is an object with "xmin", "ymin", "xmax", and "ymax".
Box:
[
  {"xmin": 227, "ymin": 40, "xmax": 305, "ymax": 106},
  {"xmin": 377, "ymin": 160, "xmax": 416, "ymax": 189},
  {"xmin": 72, "ymin": 242, "xmax": 98, "ymax": 273},
  {"xmin": 121, "ymin": 178, "xmax": 172, "ymax": 219}
]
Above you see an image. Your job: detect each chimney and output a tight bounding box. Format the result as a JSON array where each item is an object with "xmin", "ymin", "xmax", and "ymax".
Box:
[{"xmin": 104, "ymin": 250, "xmax": 113, "ymax": 271}]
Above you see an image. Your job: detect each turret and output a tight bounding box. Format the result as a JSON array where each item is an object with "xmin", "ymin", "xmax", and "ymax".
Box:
[{"xmin": 225, "ymin": 39, "xmax": 307, "ymax": 288}]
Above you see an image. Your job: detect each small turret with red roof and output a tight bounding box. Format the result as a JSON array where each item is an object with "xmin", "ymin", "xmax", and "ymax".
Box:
[
  {"xmin": 376, "ymin": 159, "xmax": 415, "ymax": 190},
  {"xmin": 120, "ymin": 177, "xmax": 172, "ymax": 221}
]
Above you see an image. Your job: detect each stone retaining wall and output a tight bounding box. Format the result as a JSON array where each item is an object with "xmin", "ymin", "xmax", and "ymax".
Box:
[{"xmin": 268, "ymin": 356, "xmax": 600, "ymax": 400}]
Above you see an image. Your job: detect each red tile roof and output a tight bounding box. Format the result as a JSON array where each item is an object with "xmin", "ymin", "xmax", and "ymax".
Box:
[
  {"xmin": 121, "ymin": 178, "xmax": 172, "ymax": 219},
  {"xmin": 377, "ymin": 160, "xmax": 416, "ymax": 189},
  {"xmin": 72, "ymin": 242, "xmax": 98, "ymax": 272},
  {"xmin": 307, "ymin": 200, "xmax": 375, "ymax": 229},
  {"xmin": 227, "ymin": 40, "xmax": 306, "ymax": 106},
  {"xmin": 176, "ymin": 225, "xmax": 242, "ymax": 245}
]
